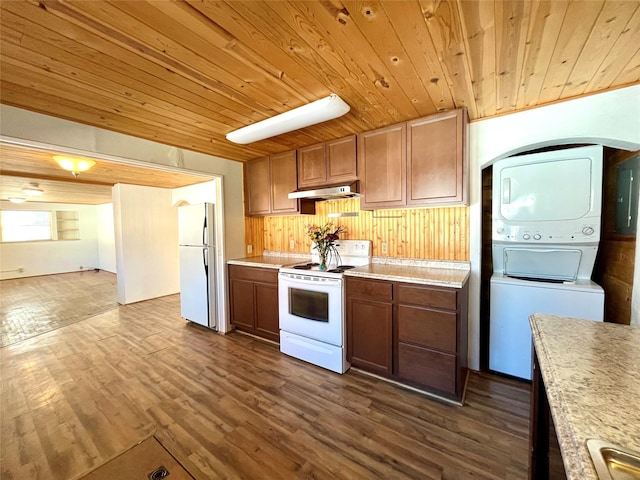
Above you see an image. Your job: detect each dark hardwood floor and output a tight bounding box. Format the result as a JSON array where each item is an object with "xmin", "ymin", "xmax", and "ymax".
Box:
[
  {"xmin": 1, "ymin": 273, "xmax": 532, "ymax": 479},
  {"xmin": 0, "ymin": 270, "xmax": 118, "ymax": 347}
]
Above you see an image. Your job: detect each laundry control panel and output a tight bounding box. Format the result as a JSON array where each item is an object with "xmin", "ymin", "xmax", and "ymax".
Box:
[{"xmin": 493, "ymin": 221, "xmax": 601, "ymax": 243}]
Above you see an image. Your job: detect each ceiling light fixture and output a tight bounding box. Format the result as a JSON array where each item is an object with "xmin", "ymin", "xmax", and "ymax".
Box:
[
  {"xmin": 8, "ymin": 197, "xmax": 26, "ymax": 203},
  {"xmin": 53, "ymin": 155, "xmax": 96, "ymax": 178},
  {"xmin": 226, "ymin": 94, "xmax": 350, "ymax": 144},
  {"xmin": 22, "ymin": 182, "xmax": 44, "ymax": 196}
]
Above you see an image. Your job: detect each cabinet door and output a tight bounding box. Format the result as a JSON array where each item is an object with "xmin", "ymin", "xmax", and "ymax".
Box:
[
  {"xmin": 347, "ymin": 297, "xmax": 393, "ymax": 376},
  {"xmin": 255, "ymin": 282, "xmax": 280, "ymax": 342},
  {"xmin": 229, "ymin": 278, "xmax": 256, "ymax": 331},
  {"xmin": 327, "ymin": 135, "xmax": 357, "ymax": 184},
  {"xmin": 245, "ymin": 156, "xmax": 271, "ymax": 215},
  {"xmin": 358, "ymin": 123, "xmax": 406, "ymax": 209},
  {"xmin": 270, "ymin": 150, "xmax": 299, "ymax": 214},
  {"xmin": 298, "ymin": 143, "xmax": 327, "ymax": 188},
  {"xmin": 407, "ymin": 109, "xmax": 467, "ymax": 206}
]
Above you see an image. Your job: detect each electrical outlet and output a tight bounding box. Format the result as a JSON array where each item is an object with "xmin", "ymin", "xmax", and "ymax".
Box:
[
  {"xmin": 289, "ymin": 240, "xmax": 295, "ymax": 249},
  {"xmin": 381, "ymin": 242, "xmax": 388, "ymax": 254},
  {"xmin": 247, "ymin": 244, "xmax": 253, "ymax": 254}
]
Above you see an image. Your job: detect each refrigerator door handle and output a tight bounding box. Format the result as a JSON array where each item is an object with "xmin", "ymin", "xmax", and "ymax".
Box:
[
  {"xmin": 202, "ymin": 212, "xmax": 207, "ymax": 246},
  {"xmin": 203, "ymin": 248, "xmax": 209, "ymax": 275}
]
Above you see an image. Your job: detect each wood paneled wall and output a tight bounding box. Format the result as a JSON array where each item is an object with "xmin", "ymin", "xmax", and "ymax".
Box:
[
  {"xmin": 244, "ymin": 215, "xmax": 265, "ymax": 257},
  {"xmin": 244, "ymin": 198, "xmax": 469, "ymax": 261},
  {"xmin": 593, "ymin": 148, "xmax": 640, "ymax": 325}
]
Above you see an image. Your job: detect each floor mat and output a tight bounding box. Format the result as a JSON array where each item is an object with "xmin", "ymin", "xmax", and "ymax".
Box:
[{"xmin": 78, "ymin": 437, "xmax": 195, "ymax": 480}]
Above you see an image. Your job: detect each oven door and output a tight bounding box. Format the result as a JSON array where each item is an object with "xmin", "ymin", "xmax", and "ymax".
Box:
[{"xmin": 278, "ymin": 272, "xmax": 343, "ymax": 346}]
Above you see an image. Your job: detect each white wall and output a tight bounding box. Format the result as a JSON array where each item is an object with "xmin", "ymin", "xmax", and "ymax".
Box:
[
  {"xmin": 468, "ymin": 84, "xmax": 640, "ymax": 369},
  {"xmin": 0, "ymin": 201, "xmax": 99, "ymax": 279},
  {"xmin": 0, "ymin": 105, "xmax": 244, "ymax": 328},
  {"xmin": 96, "ymin": 203, "xmax": 116, "ymax": 273},
  {"xmin": 113, "ymin": 184, "xmax": 179, "ymax": 304},
  {"xmin": 0, "ymin": 104, "xmax": 245, "ymax": 265},
  {"xmin": 172, "ymin": 181, "xmax": 216, "ymax": 205}
]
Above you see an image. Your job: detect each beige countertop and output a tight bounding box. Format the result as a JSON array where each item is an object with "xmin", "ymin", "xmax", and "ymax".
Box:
[
  {"xmin": 227, "ymin": 253, "xmax": 310, "ymax": 269},
  {"xmin": 227, "ymin": 253, "xmax": 470, "ymax": 287},
  {"xmin": 345, "ymin": 259, "xmax": 470, "ymax": 288},
  {"xmin": 530, "ymin": 314, "xmax": 640, "ymax": 480}
]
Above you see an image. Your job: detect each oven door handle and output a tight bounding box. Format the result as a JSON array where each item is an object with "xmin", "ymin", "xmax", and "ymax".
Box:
[{"xmin": 279, "ymin": 274, "xmax": 342, "ymax": 287}]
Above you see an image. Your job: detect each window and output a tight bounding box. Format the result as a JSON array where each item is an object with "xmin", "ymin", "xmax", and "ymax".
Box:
[{"xmin": 1, "ymin": 210, "xmax": 52, "ymax": 242}]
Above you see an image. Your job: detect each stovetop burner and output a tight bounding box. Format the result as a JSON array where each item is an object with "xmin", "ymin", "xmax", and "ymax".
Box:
[
  {"xmin": 279, "ymin": 240, "xmax": 372, "ymax": 277},
  {"xmin": 292, "ymin": 263, "xmax": 320, "ymax": 270},
  {"xmin": 327, "ymin": 265, "xmax": 356, "ymax": 273}
]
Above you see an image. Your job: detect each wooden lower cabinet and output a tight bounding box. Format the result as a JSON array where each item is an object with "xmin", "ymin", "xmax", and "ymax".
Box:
[
  {"xmin": 346, "ymin": 276, "xmax": 468, "ymax": 402},
  {"xmin": 347, "ymin": 297, "xmax": 393, "ymax": 376},
  {"xmin": 229, "ymin": 277, "xmax": 255, "ymax": 331},
  {"xmin": 254, "ymin": 283, "xmax": 279, "ymax": 341},
  {"xmin": 228, "ymin": 264, "xmax": 280, "ymax": 343}
]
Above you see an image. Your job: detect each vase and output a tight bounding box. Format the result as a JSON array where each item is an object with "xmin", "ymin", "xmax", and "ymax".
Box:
[{"xmin": 319, "ymin": 252, "xmax": 328, "ymax": 270}]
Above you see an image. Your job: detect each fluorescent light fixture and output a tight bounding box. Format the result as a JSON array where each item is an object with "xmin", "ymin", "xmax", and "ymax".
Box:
[
  {"xmin": 53, "ymin": 155, "xmax": 96, "ymax": 177},
  {"xmin": 22, "ymin": 182, "xmax": 44, "ymax": 196},
  {"xmin": 8, "ymin": 197, "xmax": 26, "ymax": 203},
  {"xmin": 226, "ymin": 94, "xmax": 350, "ymax": 144}
]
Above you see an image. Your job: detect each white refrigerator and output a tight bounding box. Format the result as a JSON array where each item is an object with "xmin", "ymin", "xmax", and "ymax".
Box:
[{"xmin": 178, "ymin": 203, "xmax": 217, "ymax": 329}]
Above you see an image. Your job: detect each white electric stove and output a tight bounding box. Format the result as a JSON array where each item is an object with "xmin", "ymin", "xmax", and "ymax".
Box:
[{"xmin": 278, "ymin": 240, "xmax": 372, "ymax": 373}]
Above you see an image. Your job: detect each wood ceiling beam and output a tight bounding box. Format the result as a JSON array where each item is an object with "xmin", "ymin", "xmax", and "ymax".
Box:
[{"xmin": 0, "ymin": 170, "xmax": 114, "ymax": 186}]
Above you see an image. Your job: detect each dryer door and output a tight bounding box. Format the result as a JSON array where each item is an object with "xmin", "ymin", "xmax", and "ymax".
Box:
[{"xmin": 497, "ymin": 157, "xmax": 593, "ymax": 222}]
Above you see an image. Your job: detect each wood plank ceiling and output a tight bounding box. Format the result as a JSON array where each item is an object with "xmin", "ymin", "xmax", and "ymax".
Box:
[
  {"xmin": 0, "ymin": 0, "xmax": 639, "ymax": 165},
  {"xmin": 0, "ymin": 143, "xmax": 213, "ymax": 205}
]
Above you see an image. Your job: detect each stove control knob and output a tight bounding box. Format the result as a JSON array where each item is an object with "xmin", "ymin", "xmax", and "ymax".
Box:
[
  {"xmin": 533, "ymin": 234, "xmax": 542, "ymax": 240},
  {"xmin": 582, "ymin": 226, "xmax": 595, "ymax": 236},
  {"xmin": 522, "ymin": 234, "xmax": 531, "ymax": 240}
]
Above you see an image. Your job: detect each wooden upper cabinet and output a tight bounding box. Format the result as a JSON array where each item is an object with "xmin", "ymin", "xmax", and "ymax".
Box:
[
  {"xmin": 270, "ymin": 150, "xmax": 299, "ymax": 214},
  {"xmin": 407, "ymin": 109, "xmax": 467, "ymax": 206},
  {"xmin": 297, "ymin": 135, "xmax": 357, "ymax": 188},
  {"xmin": 358, "ymin": 123, "xmax": 407, "ymax": 209},
  {"xmin": 326, "ymin": 135, "xmax": 357, "ymax": 184},
  {"xmin": 245, "ymin": 156, "xmax": 271, "ymax": 216},
  {"xmin": 357, "ymin": 108, "xmax": 468, "ymax": 210},
  {"xmin": 245, "ymin": 150, "xmax": 314, "ymax": 216},
  {"xmin": 298, "ymin": 143, "xmax": 326, "ymax": 187}
]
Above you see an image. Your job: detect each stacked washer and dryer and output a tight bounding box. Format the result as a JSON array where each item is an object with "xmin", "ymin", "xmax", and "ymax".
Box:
[{"xmin": 489, "ymin": 145, "xmax": 605, "ymax": 380}]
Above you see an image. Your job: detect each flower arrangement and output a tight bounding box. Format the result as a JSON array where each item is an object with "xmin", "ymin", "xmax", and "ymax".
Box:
[{"xmin": 306, "ymin": 222, "xmax": 346, "ymax": 270}]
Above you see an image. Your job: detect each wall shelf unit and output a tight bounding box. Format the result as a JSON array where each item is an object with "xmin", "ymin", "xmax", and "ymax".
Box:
[{"xmin": 55, "ymin": 210, "xmax": 80, "ymax": 240}]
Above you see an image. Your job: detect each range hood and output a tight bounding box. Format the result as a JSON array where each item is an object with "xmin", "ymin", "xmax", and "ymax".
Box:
[{"xmin": 288, "ymin": 182, "xmax": 359, "ymax": 201}]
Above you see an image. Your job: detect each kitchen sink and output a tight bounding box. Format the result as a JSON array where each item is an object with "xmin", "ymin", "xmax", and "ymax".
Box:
[{"xmin": 586, "ymin": 439, "xmax": 640, "ymax": 480}]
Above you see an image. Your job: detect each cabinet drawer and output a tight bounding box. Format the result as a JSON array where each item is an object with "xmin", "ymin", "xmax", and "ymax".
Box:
[
  {"xmin": 228, "ymin": 265, "xmax": 277, "ymax": 284},
  {"xmin": 397, "ymin": 284, "xmax": 457, "ymax": 310},
  {"xmin": 398, "ymin": 305, "xmax": 456, "ymax": 352},
  {"xmin": 346, "ymin": 278, "xmax": 392, "ymax": 301},
  {"xmin": 397, "ymin": 343, "xmax": 456, "ymax": 395}
]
